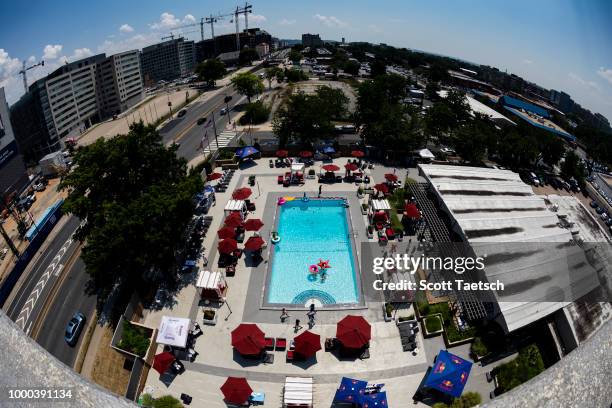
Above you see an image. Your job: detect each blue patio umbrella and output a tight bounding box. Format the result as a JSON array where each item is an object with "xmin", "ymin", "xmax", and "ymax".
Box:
[
  {"xmin": 204, "ymin": 185, "xmax": 215, "ymax": 193},
  {"xmin": 423, "ymin": 350, "xmax": 472, "ymax": 398},
  {"xmin": 360, "ymin": 391, "xmax": 388, "ymax": 407},
  {"xmin": 334, "ymin": 377, "xmax": 367, "ymax": 404},
  {"xmin": 236, "ymin": 146, "xmax": 259, "ymax": 159},
  {"xmin": 322, "ymin": 145, "xmax": 336, "ymax": 154}
]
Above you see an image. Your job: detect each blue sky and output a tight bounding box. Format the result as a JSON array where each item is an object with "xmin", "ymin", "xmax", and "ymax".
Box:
[{"xmin": 1, "ymin": 0, "xmax": 611, "ymax": 121}]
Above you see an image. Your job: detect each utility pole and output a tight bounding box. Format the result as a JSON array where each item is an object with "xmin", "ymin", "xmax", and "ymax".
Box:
[
  {"xmin": 211, "ymin": 112, "xmax": 219, "ymax": 150},
  {"xmin": 224, "ymin": 94, "xmax": 233, "ymax": 124},
  {"xmin": 18, "ymin": 60, "xmax": 44, "ymax": 94}
]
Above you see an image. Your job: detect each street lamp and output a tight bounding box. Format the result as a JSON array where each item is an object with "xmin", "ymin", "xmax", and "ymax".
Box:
[{"xmin": 224, "ymin": 94, "xmax": 233, "ymax": 124}]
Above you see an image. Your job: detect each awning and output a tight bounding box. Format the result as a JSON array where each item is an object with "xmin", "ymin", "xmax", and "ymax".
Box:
[
  {"xmin": 235, "ymin": 146, "xmax": 259, "ymax": 159},
  {"xmin": 156, "ymin": 316, "xmax": 191, "ymax": 348},
  {"xmin": 196, "ymin": 270, "xmax": 223, "ymax": 289},
  {"xmin": 334, "ymin": 377, "xmax": 367, "ymax": 404},
  {"xmin": 418, "ymin": 148, "xmax": 435, "ymax": 159},
  {"xmin": 284, "ymin": 377, "xmax": 313, "ymax": 407},
  {"xmin": 224, "ymin": 200, "xmax": 246, "ymax": 213},
  {"xmin": 371, "ymin": 199, "xmax": 391, "ymax": 211},
  {"xmin": 291, "ymin": 163, "xmax": 305, "ymax": 172}
]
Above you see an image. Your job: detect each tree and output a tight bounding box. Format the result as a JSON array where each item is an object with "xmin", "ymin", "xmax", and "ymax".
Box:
[
  {"xmin": 316, "ymin": 86, "xmax": 349, "ymax": 120},
  {"xmin": 231, "ymin": 72, "xmax": 264, "ymax": 103},
  {"xmin": 560, "ymin": 150, "xmax": 585, "ymax": 182},
  {"xmin": 239, "ymin": 101, "xmax": 271, "ymax": 125},
  {"xmin": 283, "ymin": 68, "xmax": 308, "ymax": 82},
  {"xmin": 288, "ymin": 49, "xmax": 303, "ymax": 64},
  {"xmin": 264, "ymin": 67, "xmax": 282, "ymax": 89},
  {"xmin": 370, "ymin": 58, "xmax": 387, "ymax": 77},
  {"xmin": 431, "ymin": 392, "xmax": 482, "ymax": 408},
  {"xmin": 343, "ymin": 60, "xmax": 360, "ymax": 76},
  {"xmin": 195, "ymin": 59, "xmax": 226, "ymax": 86},
  {"xmin": 537, "ymin": 134, "xmax": 565, "ymax": 167},
  {"xmin": 425, "ymin": 81, "xmax": 440, "ymax": 100},
  {"xmin": 239, "ymin": 47, "xmax": 259, "ymax": 66},
  {"xmin": 272, "ymin": 91, "xmax": 335, "ymax": 147},
  {"xmin": 59, "ymin": 122, "xmax": 202, "ymax": 306},
  {"xmin": 140, "ymin": 394, "xmax": 184, "ymax": 408}
]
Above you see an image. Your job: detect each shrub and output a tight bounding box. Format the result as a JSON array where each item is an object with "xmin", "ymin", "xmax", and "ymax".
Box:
[
  {"xmin": 424, "ymin": 315, "xmax": 442, "ymax": 333},
  {"xmin": 431, "ymin": 392, "xmax": 481, "ymax": 408},
  {"xmin": 284, "ymin": 68, "xmax": 308, "ymax": 82},
  {"xmin": 203, "ymin": 310, "xmax": 216, "ymax": 320},
  {"xmin": 361, "ymin": 203, "xmax": 368, "ymax": 211},
  {"xmin": 493, "ymin": 344, "xmax": 544, "ymax": 394},
  {"xmin": 384, "ymin": 302, "xmax": 394, "ymax": 317},
  {"xmin": 358, "ymin": 186, "xmax": 364, "ymax": 195},
  {"xmin": 471, "ymin": 337, "xmax": 489, "ymax": 357},
  {"xmin": 118, "ymin": 321, "xmax": 150, "ymax": 357},
  {"xmin": 239, "ymin": 101, "xmax": 271, "ymax": 125},
  {"xmin": 398, "ymin": 314, "xmax": 415, "ymax": 322}
]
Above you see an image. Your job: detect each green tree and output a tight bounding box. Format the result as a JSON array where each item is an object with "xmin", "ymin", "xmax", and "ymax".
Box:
[
  {"xmin": 288, "ymin": 49, "xmax": 303, "ymax": 64},
  {"xmin": 59, "ymin": 122, "xmax": 202, "ymax": 305},
  {"xmin": 195, "ymin": 59, "xmax": 226, "ymax": 86},
  {"xmin": 272, "ymin": 91, "xmax": 335, "ymax": 146},
  {"xmin": 239, "ymin": 47, "xmax": 259, "ymax": 66},
  {"xmin": 560, "ymin": 150, "xmax": 585, "ymax": 182},
  {"xmin": 239, "ymin": 101, "xmax": 271, "ymax": 125},
  {"xmin": 425, "ymin": 81, "xmax": 440, "ymax": 100},
  {"xmin": 140, "ymin": 394, "xmax": 184, "ymax": 408},
  {"xmin": 370, "ymin": 58, "xmax": 387, "ymax": 77},
  {"xmin": 230, "ymin": 72, "xmax": 264, "ymax": 103},
  {"xmin": 283, "ymin": 68, "xmax": 308, "ymax": 82},
  {"xmin": 537, "ymin": 134, "xmax": 565, "ymax": 167},
  {"xmin": 264, "ymin": 67, "xmax": 282, "ymax": 89},
  {"xmin": 431, "ymin": 392, "xmax": 481, "ymax": 408},
  {"xmin": 343, "ymin": 60, "xmax": 360, "ymax": 76},
  {"xmin": 316, "ymin": 86, "xmax": 349, "ymax": 120}
]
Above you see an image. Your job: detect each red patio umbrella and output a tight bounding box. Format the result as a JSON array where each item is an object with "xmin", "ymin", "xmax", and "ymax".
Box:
[
  {"xmin": 152, "ymin": 352, "xmax": 175, "ymax": 374},
  {"xmin": 244, "ymin": 218, "xmax": 264, "ymax": 231},
  {"xmin": 217, "ymin": 226, "xmax": 236, "ymax": 239},
  {"xmin": 218, "ymin": 238, "xmax": 238, "ymax": 254},
  {"xmin": 293, "ymin": 330, "xmax": 321, "ymax": 358},
  {"xmin": 244, "ymin": 236, "xmax": 265, "ymax": 251},
  {"xmin": 221, "ymin": 377, "xmax": 253, "ymax": 405},
  {"xmin": 231, "ymin": 323, "xmax": 266, "ymax": 356},
  {"xmin": 404, "ymin": 203, "xmax": 421, "ymax": 219},
  {"xmin": 299, "ymin": 150, "xmax": 313, "ymax": 158},
  {"xmin": 374, "ymin": 183, "xmax": 389, "ymax": 194},
  {"xmin": 207, "ymin": 172, "xmax": 222, "ymax": 181},
  {"xmin": 322, "ymin": 164, "xmax": 340, "ymax": 172},
  {"xmin": 232, "ymin": 187, "xmax": 252, "ymax": 200},
  {"xmin": 384, "ymin": 173, "xmax": 398, "ymax": 182},
  {"xmin": 336, "ymin": 315, "xmax": 372, "ymax": 350},
  {"xmin": 344, "ymin": 163, "xmax": 359, "ymax": 172},
  {"xmin": 276, "ymin": 149, "xmax": 289, "ymax": 158},
  {"xmin": 351, "ymin": 150, "xmax": 365, "ymax": 158},
  {"xmin": 224, "ymin": 212, "xmax": 243, "ymax": 228}
]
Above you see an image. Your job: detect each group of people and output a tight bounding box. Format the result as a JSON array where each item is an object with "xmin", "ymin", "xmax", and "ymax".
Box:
[{"xmin": 281, "ymin": 304, "xmax": 318, "ymax": 330}]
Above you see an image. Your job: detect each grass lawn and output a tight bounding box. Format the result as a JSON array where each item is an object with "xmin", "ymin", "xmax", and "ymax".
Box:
[
  {"xmin": 424, "ymin": 315, "xmax": 442, "ymax": 333},
  {"xmin": 493, "ymin": 344, "xmax": 545, "ymax": 394},
  {"xmin": 91, "ymin": 325, "xmax": 131, "ymax": 396},
  {"xmin": 417, "ymin": 295, "xmax": 476, "ymax": 342}
]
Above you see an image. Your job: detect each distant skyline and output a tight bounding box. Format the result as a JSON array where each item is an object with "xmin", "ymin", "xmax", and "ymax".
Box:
[{"xmin": 1, "ymin": 0, "xmax": 611, "ymax": 122}]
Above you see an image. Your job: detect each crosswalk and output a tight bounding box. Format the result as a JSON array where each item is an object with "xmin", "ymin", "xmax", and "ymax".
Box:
[{"xmin": 201, "ymin": 130, "xmax": 237, "ymax": 154}]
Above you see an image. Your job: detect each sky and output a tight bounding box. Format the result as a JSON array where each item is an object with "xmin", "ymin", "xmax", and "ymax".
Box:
[{"xmin": 1, "ymin": 0, "xmax": 611, "ymax": 121}]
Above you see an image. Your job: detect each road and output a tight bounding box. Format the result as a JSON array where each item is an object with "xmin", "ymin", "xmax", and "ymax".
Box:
[{"xmin": 3, "ymin": 69, "xmax": 262, "ymax": 366}]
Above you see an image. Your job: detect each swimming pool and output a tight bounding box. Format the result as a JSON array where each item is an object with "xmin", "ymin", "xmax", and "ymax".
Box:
[{"xmin": 266, "ymin": 198, "xmax": 360, "ymax": 306}]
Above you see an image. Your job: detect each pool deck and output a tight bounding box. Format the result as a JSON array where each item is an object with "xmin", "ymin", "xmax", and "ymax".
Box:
[{"xmin": 140, "ymin": 158, "xmax": 496, "ymax": 406}]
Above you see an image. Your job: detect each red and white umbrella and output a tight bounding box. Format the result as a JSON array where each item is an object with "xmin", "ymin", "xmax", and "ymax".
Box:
[
  {"xmin": 244, "ymin": 218, "xmax": 264, "ymax": 231},
  {"xmin": 244, "ymin": 236, "xmax": 265, "ymax": 251}
]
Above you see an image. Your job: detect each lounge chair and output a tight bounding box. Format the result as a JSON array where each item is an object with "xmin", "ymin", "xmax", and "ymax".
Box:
[
  {"xmin": 377, "ymin": 230, "xmax": 387, "ymax": 243},
  {"xmin": 265, "ymin": 337, "xmax": 275, "ymax": 350},
  {"xmin": 269, "ymin": 160, "xmax": 274, "ymax": 168},
  {"xmin": 375, "ymin": 222, "xmax": 384, "ymax": 230},
  {"xmin": 386, "ymin": 228, "xmax": 396, "ymax": 240},
  {"xmin": 276, "ymin": 338, "xmax": 287, "ymax": 350},
  {"xmin": 262, "ymin": 352, "xmax": 274, "ymax": 364},
  {"xmin": 278, "ymin": 175, "xmax": 284, "ymax": 184},
  {"xmin": 286, "ymin": 350, "xmax": 294, "ymax": 361},
  {"xmin": 325, "ymin": 337, "xmax": 337, "ymax": 351}
]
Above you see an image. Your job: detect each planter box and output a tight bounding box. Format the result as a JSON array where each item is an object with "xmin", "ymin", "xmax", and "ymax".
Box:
[
  {"xmin": 422, "ymin": 314, "xmax": 444, "ymax": 337},
  {"xmin": 366, "ymin": 227, "xmax": 374, "ymax": 239},
  {"xmin": 443, "ymin": 331, "xmax": 475, "ymax": 348},
  {"xmin": 361, "ymin": 205, "xmax": 369, "ymax": 215},
  {"xmin": 202, "ymin": 310, "xmax": 218, "ymax": 326}
]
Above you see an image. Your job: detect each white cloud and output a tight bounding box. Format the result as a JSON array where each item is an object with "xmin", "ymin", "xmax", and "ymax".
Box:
[
  {"xmin": 249, "ymin": 14, "xmax": 267, "ymax": 24},
  {"xmin": 314, "ymin": 14, "xmax": 347, "ymax": 28},
  {"xmin": 568, "ymin": 72, "xmax": 599, "ymax": 92},
  {"xmin": 0, "ymin": 49, "xmax": 22, "ymax": 84},
  {"xmin": 149, "ymin": 12, "xmax": 197, "ymax": 30},
  {"xmin": 368, "ymin": 24, "xmax": 382, "ymax": 34},
  {"xmin": 97, "ymin": 33, "xmax": 159, "ymax": 55},
  {"xmin": 119, "ymin": 24, "xmax": 134, "ymax": 33},
  {"xmin": 43, "ymin": 44, "xmax": 63, "ymax": 60},
  {"xmin": 73, "ymin": 48, "xmax": 93, "ymax": 59},
  {"xmin": 522, "ymin": 59, "xmax": 533, "ymax": 65},
  {"xmin": 279, "ymin": 18, "xmax": 296, "ymax": 26},
  {"xmin": 597, "ymin": 67, "xmax": 612, "ymax": 86},
  {"xmin": 27, "ymin": 55, "xmax": 36, "ymax": 64}
]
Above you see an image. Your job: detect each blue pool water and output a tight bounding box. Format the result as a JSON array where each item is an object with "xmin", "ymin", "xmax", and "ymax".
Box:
[{"xmin": 267, "ymin": 199, "xmax": 359, "ymax": 305}]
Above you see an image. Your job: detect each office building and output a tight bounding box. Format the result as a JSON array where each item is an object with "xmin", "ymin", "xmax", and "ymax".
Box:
[
  {"xmin": 195, "ymin": 28, "xmax": 272, "ymax": 62},
  {"xmin": 97, "ymin": 50, "xmax": 144, "ymax": 118},
  {"xmin": 302, "ymin": 33, "xmax": 323, "ymax": 48},
  {"xmin": 550, "ymin": 90, "xmax": 575, "ymax": 114},
  {"xmin": 590, "ymin": 113, "xmax": 611, "ymax": 133},
  {"xmin": 140, "ymin": 38, "xmax": 195, "ymax": 85},
  {"xmin": 0, "ymin": 88, "xmax": 29, "ymax": 194},
  {"xmin": 255, "ymin": 43, "xmax": 270, "ymax": 58}
]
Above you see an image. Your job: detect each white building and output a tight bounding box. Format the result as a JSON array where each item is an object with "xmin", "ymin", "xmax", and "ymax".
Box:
[
  {"xmin": 97, "ymin": 50, "xmax": 143, "ymax": 118},
  {"xmin": 418, "ymin": 164, "xmax": 607, "ymax": 333},
  {"xmin": 255, "ymin": 42, "xmax": 270, "ymax": 59}
]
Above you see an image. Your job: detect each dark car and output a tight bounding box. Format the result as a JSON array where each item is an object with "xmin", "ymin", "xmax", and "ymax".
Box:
[
  {"xmin": 197, "ymin": 117, "xmax": 207, "ymax": 125},
  {"xmin": 177, "ymin": 109, "xmax": 187, "ymax": 118},
  {"xmin": 64, "ymin": 312, "xmax": 86, "ymax": 346},
  {"xmin": 590, "ymin": 201, "xmax": 599, "ymax": 208},
  {"xmin": 595, "ymin": 207, "xmax": 604, "ymax": 214}
]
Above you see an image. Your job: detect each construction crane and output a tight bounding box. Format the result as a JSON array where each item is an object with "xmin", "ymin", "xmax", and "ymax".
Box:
[
  {"xmin": 18, "ymin": 60, "xmax": 44, "ymax": 94},
  {"xmin": 162, "ymin": 18, "xmax": 207, "ymax": 41},
  {"xmin": 232, "ymin": 2, "xmax": 253, "ymax": 50}
]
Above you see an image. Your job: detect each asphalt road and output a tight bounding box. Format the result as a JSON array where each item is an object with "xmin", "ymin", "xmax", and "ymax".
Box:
[{"xmin": 35, "ymin": 257, "xmax": 96, "ymax": 367}]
